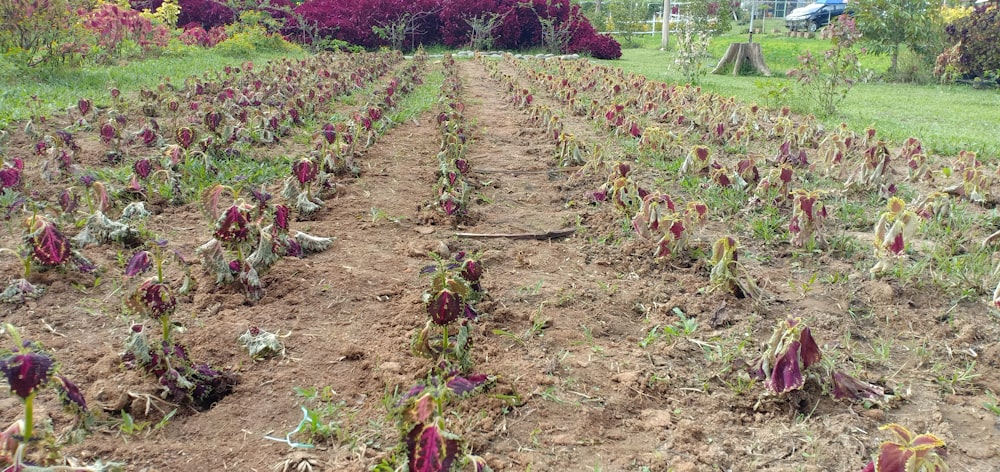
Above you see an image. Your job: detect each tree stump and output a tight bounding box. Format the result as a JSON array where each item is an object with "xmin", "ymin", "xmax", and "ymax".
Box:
[{"xmin": 711, "ymin": 42, "xmax": 771, "ymax": 76}]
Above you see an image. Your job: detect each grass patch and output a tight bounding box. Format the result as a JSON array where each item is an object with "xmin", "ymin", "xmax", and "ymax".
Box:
[
  {"xmin": 600, "ymin": 30, "xmax": 1000, "ymax": 157},
  {"xmin": 0, "ymin": 46, "xmax": 307, "ymax": 128}
]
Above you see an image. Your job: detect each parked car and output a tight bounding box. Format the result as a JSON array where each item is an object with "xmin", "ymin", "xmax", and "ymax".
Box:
[{"xmin": 785, "ymin": 1, "xmax": 852, "ymax": 32}]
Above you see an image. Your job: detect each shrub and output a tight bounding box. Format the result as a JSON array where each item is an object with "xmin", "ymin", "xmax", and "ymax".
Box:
[
  {"xmin": 0, "ymin": 0, "xmax": 92, "ymax": 67},
  {"xmin": 787, "ymin": 15, "xmax": 861, "ymax": 116},
  {"xmin": 133, "ymin": 0, "xmax": 234, "ymax": 30},
  {"xmin": 213, "ymin": 24, "xmax": 301, "ymax": 58},
  {"xmin": 293, "ymin": 0, "xmax": 618, "ymax": 58},
  {"xmin": 83, "ymin": 2, "xmax": 170, "ymax": 60},
  {"xmin": 944, "ymin": 4, "xmax": 1000, "ymax": 81},
  {"xmin": 179, "ymin": 24, "xmax": 227, "ymax": 47}
]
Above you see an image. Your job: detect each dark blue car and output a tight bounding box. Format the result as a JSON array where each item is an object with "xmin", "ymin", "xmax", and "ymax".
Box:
[{"xmin": 785, "ymin": 1, "xmax": 852, "ymax": 32}]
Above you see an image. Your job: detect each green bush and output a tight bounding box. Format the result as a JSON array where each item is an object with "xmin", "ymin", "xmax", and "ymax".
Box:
[
  {"xmin": 0, "ymin": 0, "xmax": 94, "ymax": 68},
  {"xmin": 213, "ymin": 25, "xmax": 301, "ymax": 58},
  {"xmin": 944, "ymin": 5, "xmax": 1000, "ymax": 81}
]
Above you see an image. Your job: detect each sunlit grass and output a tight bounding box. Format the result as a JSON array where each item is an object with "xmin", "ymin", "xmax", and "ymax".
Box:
[
  {"xmin": 601, "ymin": 30, "xmax": 1000, "ymax": 157},
  {"xmin": 0, "ymin": 45, "xmax": 307, "ymax": 127}
]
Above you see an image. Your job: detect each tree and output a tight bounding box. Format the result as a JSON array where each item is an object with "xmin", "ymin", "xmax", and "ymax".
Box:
[
  {"xmin": 853, "ymin": 0, "xmax": 942, "ymax": 74},
  {"xmin": 608, "ymin": 0, "xmax": 650, "ymax": 47},
  {"xmin": 660, "ymin": 0, "xmax": 670, "ymax": 49}
]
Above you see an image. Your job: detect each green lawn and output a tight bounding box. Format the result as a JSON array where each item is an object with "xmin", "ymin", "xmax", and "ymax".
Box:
[
  {"xmin": 603, "ymin": 28, "xmax": 1000, "ymax": 157},
  {"xmin": 0, "ymin": 45, "xmax": 307, "ymax": 128}
]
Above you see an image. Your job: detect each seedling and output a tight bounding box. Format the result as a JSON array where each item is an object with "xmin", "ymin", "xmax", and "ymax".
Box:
[
  {"xmin": 707, "ymin": 236, "xmax": 762, "ymax": 299},
  {"xmin": 123, "ymin": 242, "xmax": 237, "ymax": 409},
  {"xmin": 1, "ymin": 213, "xmax": 95, "ymax": 304},
  {"xmin": 788, "ymin": 189, "xmax": 828, "ymax": 248},
  {"xmin": 748, "ymin": 318, "xmax": 822, "ymax": 394},
  {"xmin": 0, "ymin": 324, "xmax": 89, "ymax": 469},
  {"xmin": 862, "ymin": 424, "xmax": 948, "ymax": 472},
  {"xmin": 870, "ymin": 197, "xmax": 919, "ymax": 275}
]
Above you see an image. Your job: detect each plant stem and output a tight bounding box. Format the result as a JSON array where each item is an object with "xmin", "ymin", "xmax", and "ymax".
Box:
[
  {"xmin": 23, "ymin": 394, "xmax": 34, "ymax": 446},
  {"xmin": 160, "ymin": 314, "xmax": 172, "ymax": 346},
  {"xmin": 440, "ymin": 324, "xmax": 450, "ymax": 359}
]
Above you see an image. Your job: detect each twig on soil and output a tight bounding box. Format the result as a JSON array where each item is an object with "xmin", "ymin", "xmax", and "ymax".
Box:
[
  {"xmin": 41, "ymin": 318, "xmax": 66, "ymax": 337},
  {"xmin": 475, "ymin": 166, "xmax": 581, "ymax": 175},
  {"xmin": 455, "ymin": 227, "xmax": 577, "ymax": 240}
]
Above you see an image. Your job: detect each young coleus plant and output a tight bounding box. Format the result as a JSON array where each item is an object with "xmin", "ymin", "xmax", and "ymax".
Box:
[
  {"xmin": 414, "ymin": 252, "xmax": 485, "ymax": 372},
  {"xmin": 870, "ymin": 197, "xmax": 919, "ymax": 275},
  {"xmin": 1, "ymin": 214, "xmax": 95, "ymax": 304},
  {"xmin": 861, "ymin": 424, "xmax": 948, "ymax": 472},
  {"xmin": 71, "ymin": 201, "xmax": 150, "ymax": 248},
  {"xmin": 748, "ymin": 317, "xmax": 822, "ymax": 394},
  {"xmin": 708, "ymin": 236, "xmax": 763, "ymax": 300},
  {"xmin": 397, "ymin": 371, "xmax": 492, "ymax": 472},
  {"xmin": 788, "ymin": 189, "xmax": 829, "ymax": 248},
  {"xmin": 590, "ymin": 162, "xmax": 647, "ymax": 217},
  {"xmin": 122, "ymin": 244, "xmax": 238, "ymax": 410},
  {"xmin": 0, "ymin": 324, "xmax": 90, "ymax": 470},
  {"xmin": 846, "ymin": 140, "xmax": 892, "ymax": 192},
  {"xmin": 197, "ymin": 185, "xmax": 334, "ymax": 302},
  {"xmin": 631, "ymin": 193, "xmax": 707, "ymax": 260},
  {"xmin": 312, "ymin": 123, "xmax": 357, "ymax": 177},
  {"xmin": 943, "ymin": 150, "xmax": 993, "ymax": 204},
  {"xmin": 679, "ymin": 145, "xmax": 713, "ymax": 176},
  {"xmin": 281, "ymin": 157, "xmax": 325, "ymax": 217}
]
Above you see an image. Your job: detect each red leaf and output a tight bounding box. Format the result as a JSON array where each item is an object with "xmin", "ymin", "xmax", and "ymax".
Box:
[
  {"xmin": 406, "ymin": 424, "xmax": 459, "ymax": 472},
  {"xmin": 28, "ymin": 217, "xmax": 71, "ymax": 266}
]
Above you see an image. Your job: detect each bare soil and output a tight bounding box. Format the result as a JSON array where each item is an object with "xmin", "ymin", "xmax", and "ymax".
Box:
[{"xmin": 1, "ymin": 56, "xmax": 999, "ymax": 472}]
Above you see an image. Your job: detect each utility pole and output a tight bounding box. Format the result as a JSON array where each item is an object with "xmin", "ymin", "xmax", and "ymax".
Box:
[{"xmin": 661, "ymin": 0, "xmax": 671, "ymax": 49}]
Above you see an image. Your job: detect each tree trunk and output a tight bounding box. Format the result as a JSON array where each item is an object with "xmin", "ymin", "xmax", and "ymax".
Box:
[
  {"xmin": 595, "ymin": 0, "xmax": 601, "ymax": 16},
  {"xmin": 711, "ymin": 42, "xmax": 772, "ymax": 76},
  {"xmin": 661, "ymin": 0, "xmax": 671, "ymax": 49}
]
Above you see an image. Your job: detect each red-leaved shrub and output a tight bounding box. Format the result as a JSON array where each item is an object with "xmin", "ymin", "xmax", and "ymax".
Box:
[{"xmin": 82, "ymin": 3, "xmax": 169, "ymax": 58}]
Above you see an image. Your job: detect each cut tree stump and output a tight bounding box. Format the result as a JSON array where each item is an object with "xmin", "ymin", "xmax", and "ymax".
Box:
[{"xmin": 712, "ymin": 42, "xmax": 771, "ymax": 76}]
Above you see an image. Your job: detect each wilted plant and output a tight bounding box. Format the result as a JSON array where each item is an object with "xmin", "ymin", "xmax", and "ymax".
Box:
[
  {"xmin": 631, "ymin": 193, "xmax": 707, "ymax": 260},
  {"xmin": 394, "ymin": 371, "xmax": 491, "ymax": 472},
  {"xmin": 590, "ymin": 162, "xmax": 647, "ymax": 217},
  {"xmin": 196, "ymin": 185, "xmax": 334, "ymax": 302},
  {"xmin": 749, "ymin": 317, "xmax": 822, "ymax": 394},
  {"xmin": 897, "ymin": 137, "xmax": 928, "ymax": 182},
  {"xmin": 747, "ymin": 318, "xmax": 888, "ymax": 403},
  {"xmin": 312, "ymin": 123, "xmax": 357, "ymax": 177},
  {"xmin": 870, "ymin": 197, "xmax": 919, "ymax": 275},
  {"xmin": 754, "ymin": 165, "xmax": 794, "ymax": 206},
  {"xmin": 708, "ymin": 236, "xmax": 762, "ymax": 299},
  {"xmin": 789, "ymin": 189, "xmax": 829, "ymax": 248},
  {"xmin": 817, "ymin": 132, "xmax": 849, "ymax": 179},
  {"xmin": 944, "ymin": 150, "xmax": 993, "ymax": 204},
  {"xmin": 680, "ymin": 145, "xmax": 713, "ymax": 176},
  {"xmin": 1, "ymin": 214, "xmax": 95, "ymax": 304},
  {"xmin": 861, "ymin": 424, "xmax": 948, "ymax": 472},
  {"xmin": 282, "ymin": 157, "xmax": 325, "ymax": 217},
  {"xmin": 0, "ymin": 324, "xmax": 91, "ymax": 470},
  {"xmin": 414, "ymin": 252, "xmax": 485, "ymax": 372},
  {"xmin": 846, "ymin": 141, "xmax": 893, "ymax": 193},
  {"xmin": 122, "ymin": 243, "xmax": 238, "ymax": 410},
  {"xmin": 237, "ymin": 326, "xmax": 285, "ymax": 360},
  {"xmin": 72, "ymin": 201, "xmax": 151, "ymax": 248}
]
